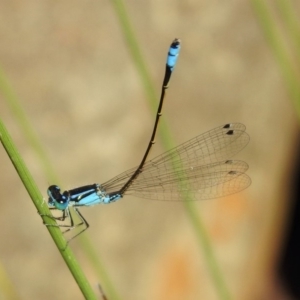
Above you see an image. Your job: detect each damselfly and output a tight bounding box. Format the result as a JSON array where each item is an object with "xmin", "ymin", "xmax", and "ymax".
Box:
[{"xmin": 43, "ymin": 39, "xmax": 251, "ymax": 242}]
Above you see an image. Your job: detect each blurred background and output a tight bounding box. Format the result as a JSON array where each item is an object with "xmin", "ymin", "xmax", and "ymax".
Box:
[{"xmin": 0, "ymin": 0, "xmax": 300, "ymax": 299}]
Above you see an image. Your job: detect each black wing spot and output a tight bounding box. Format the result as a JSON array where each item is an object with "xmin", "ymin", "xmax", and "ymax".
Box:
[{"xmin": 226, "ymin": 130, "xmax": 234, "ymax": 135}]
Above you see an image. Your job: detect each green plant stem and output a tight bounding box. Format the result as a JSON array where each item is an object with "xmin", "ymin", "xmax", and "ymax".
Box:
[
  {"xmin": 0, "ymin": 261, "xmax": 20, "ymax": 300},
  {"xmin": 0, "ymin": 65, "xmax": 59, "ymax": 183},
  {"xmin": 80, "ymin": 234, "xmax": 122, "ymax": 300},
  {"xmin": 110, "ymin": 0, "xmax": 232, "ymax": 299},
  {"xmin": 275, "ymin": 0, "xmax": 300, "ymax": 59},
  {"xmin": 0, "ymin": 118, "xmax": 98, "ymax": 300},
  {"xmin": 110, "ymin": 0, "xmax": 174, "ymax": 150},
  {"xmin": 0, "ymin": 65, "xmax": 121, "ymax": 300},
  {"xmin": 184, "ymin": 201, "xmax": 231, "ymax": 300},
  {"xmin": 251, "ymin": 0, "xmax": 300, "ymax": 119}
]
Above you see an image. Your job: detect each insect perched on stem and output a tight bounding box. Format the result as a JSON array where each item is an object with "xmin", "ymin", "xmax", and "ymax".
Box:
[{"xmin": 42, "ymin": 38, "xmax": 251, "ymax": 243}]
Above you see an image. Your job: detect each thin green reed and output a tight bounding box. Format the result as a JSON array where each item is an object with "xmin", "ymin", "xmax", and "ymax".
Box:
[
  {"xmin": 0, "ymin": 68, "xmax": 122, "ymax": 300},
  {"xmin": 275, "ymin": 0, "xmax": 300, "ymax": 59},
  {"xmin": 0, "ymin": 260, "xmax": 20, "ymax": 300},
  {"xmin": 251, "ymin": 0, "xmax": 300, "ymax": 119},
  {"xmin": 0, "ymin": 118, "xmax": 98, "ymax": 300},
  {"xmin": 110, "ymin": 0, "xmax": 232, "ymax": 299},
  {"xmin": 0, "ymin": 66, "xmax": 58, "ymax": 183}
]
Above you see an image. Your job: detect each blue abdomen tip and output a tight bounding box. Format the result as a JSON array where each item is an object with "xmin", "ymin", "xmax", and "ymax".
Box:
[{"xmin": 167, "ymin": 38, "xmax": 181, "ymax": 69}]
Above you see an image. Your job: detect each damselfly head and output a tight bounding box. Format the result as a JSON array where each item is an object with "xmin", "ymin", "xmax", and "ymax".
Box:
[{"xmin": 47, "ymin": 185, "xmax": 70, "ymax": 210}]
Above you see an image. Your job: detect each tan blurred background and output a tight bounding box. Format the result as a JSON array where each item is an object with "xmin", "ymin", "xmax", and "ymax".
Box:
[{"xmin": 0, "ymin": 1, "xmax": 299, "ymax": 299}]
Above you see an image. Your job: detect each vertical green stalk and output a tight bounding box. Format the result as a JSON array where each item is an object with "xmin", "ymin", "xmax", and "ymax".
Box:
[
  {"xmin": 251, "ymin": 0, "xmax": 300, "ymax": 119},
  {"xmin": 0, "ymin": 66, "xmax": 59, "ymax": 183},
  {"xmin": 0, "ymin": 66, "xmax": 121, "ymax": 300},
  {"xmin": 0, "ymin": 118, "xmax": 98, "ymax": 300},
  {"xmin": 275, "ymin": 0, "xmax": 300, "ymax": 59},
  {"xmin": 110, "ymin": 0, "xmax": 232, "ymax": 299},
  {"xmin": 79, "ymin": 234, "xmax": 122, "ymax": 300},
  {"xmin": 0, "ymin": 261, "xmax": 20, "ymax": 300},
  {"xmin": 110, "ymin": 0, "xmax": 174, "ymax": 150}
]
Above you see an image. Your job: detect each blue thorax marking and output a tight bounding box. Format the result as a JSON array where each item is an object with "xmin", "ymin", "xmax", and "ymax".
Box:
[{"xmin": 47, "ymin": 184, "xmax": 122, "ymax": 210}]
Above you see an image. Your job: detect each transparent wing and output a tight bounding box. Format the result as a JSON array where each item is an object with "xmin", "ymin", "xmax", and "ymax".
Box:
[{"xmin": 102, "ymin": 123, "xmax": 250, "ymax": 200}]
